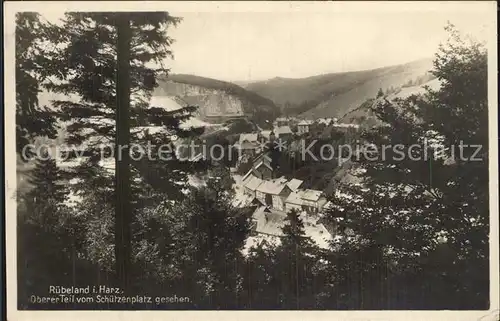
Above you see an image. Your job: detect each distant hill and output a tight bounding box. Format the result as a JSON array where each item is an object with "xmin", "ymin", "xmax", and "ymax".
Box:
[
  {"xmin": 244, "ymin": 58, "xmax": 435, "ymax": 119},
  {"xmin": 338, "ymin": 77, "xmax": 442, "ymax": 127},
  {"xmin": 232, "ymin": 80, "xmax": 254, "ymax": 87},
  {"xmin": 156, "ymin": 74, "xmax": 280, "ymax": 129}
]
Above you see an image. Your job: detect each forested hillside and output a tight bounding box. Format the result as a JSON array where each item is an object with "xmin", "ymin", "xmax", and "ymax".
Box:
[{"xmin": 244, "ymin": 58, "xmax": 435, "ymax": 118}]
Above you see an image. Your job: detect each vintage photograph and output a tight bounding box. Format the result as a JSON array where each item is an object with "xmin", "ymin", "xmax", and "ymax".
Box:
[{"xmin": 4, "ymin": 0, "xmax": 498, "ymax": 317}]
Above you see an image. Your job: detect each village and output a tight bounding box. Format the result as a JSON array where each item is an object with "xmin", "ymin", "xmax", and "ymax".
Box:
[{"xmin": 227, "ymin": 116, "xmax": 361, "ymax": 252}]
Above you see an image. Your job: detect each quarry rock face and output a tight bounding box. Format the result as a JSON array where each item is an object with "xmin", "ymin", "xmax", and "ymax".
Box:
[{"xmin": 154, "ymin": 80, "xmax": 246, "ymax": 122}]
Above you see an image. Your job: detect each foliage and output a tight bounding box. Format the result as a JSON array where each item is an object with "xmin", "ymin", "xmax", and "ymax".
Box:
[
  {"xmin": 16, "ymin": 11, "xmax": 209, "ymax": 300},
  {"xmin": 17, "ymin": 156, "xmax": 92, "ymax": 308},
  {"xmin": 15, "ymin": 13, "xmax": 58, "ymax": 157},
  {"xmin": 15, "ymin": 17, "xmax": 489, "ymax": 310},
  {"xmin": 243, "ymin": 210, "xmax": 326, "ymax": 309},
  {"xmin": 401, "ymin": 72, "xmax": 437, "ymax": 88},
  {"xmin": 376, "ymin": 88, "xmax": 384, "ymax": 98},
  {"xmin": 134, "ymin": 173, "xmax": 251, "ymax": 308},
  {"xmin": 323, "ymin": 23, "xmax": 489, "ymax": 309},
  {"xmin": 246, "ymin": 58, "xmax": 434, "ymax": 120}
]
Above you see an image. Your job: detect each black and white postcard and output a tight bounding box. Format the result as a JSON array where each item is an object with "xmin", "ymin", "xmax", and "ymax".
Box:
[{"xmin": 3, "ymin": 1, "xmax": 499, "ymax": 321}]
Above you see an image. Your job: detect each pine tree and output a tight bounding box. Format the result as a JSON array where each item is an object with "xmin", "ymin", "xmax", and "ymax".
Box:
[
  {"xmin": 242, "ymin": 241, "xmax": 281, "ymax": 309},
  {"xmin": 23, "ymin": 153, "xmax": 66, "ymax": 226},
  {"xmin": 241, "ymin": 209, "xmax": 325, "ymax": 309},
  {"xmin": 114, "ymin": 13, "xmax": 133, "ymax": 293},
  {"xmin": 18, "ymin": 154, "xmax": 75, "ymax": 307},
  {"xmin": 39, "ymin": 12, "xmax": 206, "ymax": 292},
  {"xmin": 276, "ymin": 210, "xmax": 323, "ymax": 309},
  {"xmin": 323, "ymin": 23, "xmax": 489, "ymax": 309},
  {"xmin": 15, "ymin": 12, "xmax": 58, "ymax": 157},
  {"xmin": 151, "ymin": 172, "xmax": 251, "ymax": 308}
]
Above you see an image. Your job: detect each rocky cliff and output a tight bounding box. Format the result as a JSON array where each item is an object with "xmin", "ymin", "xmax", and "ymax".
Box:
[
  {"xmin": 155, "ymin": 74, "xmax": 280, "ymax": 128},
  {"xmin": 155, "ymin": 80, "xmax": 245, "ymax": 120}
]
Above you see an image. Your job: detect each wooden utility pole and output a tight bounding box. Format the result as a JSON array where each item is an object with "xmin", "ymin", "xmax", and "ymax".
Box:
[{"xmin": 115, "ymin": 13, "xmax": 132, "ymax": 293}]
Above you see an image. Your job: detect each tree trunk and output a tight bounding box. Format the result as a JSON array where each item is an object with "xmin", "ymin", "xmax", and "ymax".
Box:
[{"xmin": 115, "ymin": 13, "xmax": 132, "ymax": 293}]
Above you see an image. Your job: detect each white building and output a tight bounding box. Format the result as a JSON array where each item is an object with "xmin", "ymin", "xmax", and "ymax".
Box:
[
  {"xmin": 284, "ymin": 190, "xmax": 304, "ymax": 212},
  {"xmin": 241, "ymin": 174, "xmax": 264, "ymax": 198},
  {"xmin": 274, "ymin": 117, "xmax": 289, "ymax": 127},
  {"xmin": 255, "ymin": 179, "xmax": 293, "ymax": 211},
  {"xmin": 245, "ymin": 205, "xmax": 333, "ymax": 252},
  {"xmin": 297, "ymin": 120, "xmax": 314, "ymax": 135},
  {"xmin": 274, "ymin": 126, "xmax": 293, "ymax": 140},
  {"xmin": 234, "ymin": 133, "xmax": 261, "ymax": 156},
  {"xmin": 285, "ymin": 188, "xmax": 328, "ymax": 215}
]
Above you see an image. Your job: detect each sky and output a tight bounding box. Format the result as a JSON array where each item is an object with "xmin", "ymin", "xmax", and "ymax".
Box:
[
  {"xmin": 165, "ymin": 10, "xmax": 492, "ymax": 81},
  {"xmin": 11, "ymin": 1, "xmax": 495, "ymax": 82}
]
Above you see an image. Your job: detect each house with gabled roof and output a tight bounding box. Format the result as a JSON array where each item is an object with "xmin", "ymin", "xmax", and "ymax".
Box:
[
  {"xmin": 297, "ymin": 120, "xmax": 314, "ymax": 135},
  {"xmin": 250, "ymin": 160, "xmax": 273, "ymax": 180},
  {"xmin": 234, "ymin": 132, "xmax": 261, "ymax": 157},
  {"xmin": 241, "ymin": 173, "xmax": 264, "ymax": 198},
  {"xmin": 300, "ymin": 189, "xmax": 328, "ymax": 214},
  {"xmin": 247, "ymin": 206, "xmax": 333, "ymax": 250},
  {"xmin": 274, "ymin": 125, "xmax": 293, "ymax": 141},
  {"xmin": 255, "ymin": 178, "xmax": 293, "ymax": 211},
  {"xmin": 285, "ymin": 190, "xmax": 304, "ymax": 212},
  {"xmin": 248, "ymin": 152, "xmax": 274, "ymax": 180},
  {"xmin": 251, "ymin": 206, "xmax": 286, "ymax": 237},
  {"xmin": 285, "ymin": 188, "xmax": 328, "ymax": 215}
]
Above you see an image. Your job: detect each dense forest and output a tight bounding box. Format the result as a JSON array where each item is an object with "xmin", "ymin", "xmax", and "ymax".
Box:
[{"xmin": 16, "ymin": 12, "xmax": 489, "ymax": 310}]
